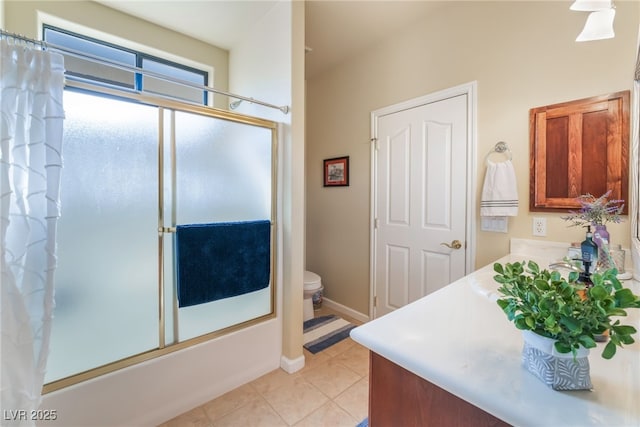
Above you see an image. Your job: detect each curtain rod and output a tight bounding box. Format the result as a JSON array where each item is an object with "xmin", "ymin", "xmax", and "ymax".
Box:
[{"xmin": 0, "ymin": 29, "xmax": 290, "ymax": 114}]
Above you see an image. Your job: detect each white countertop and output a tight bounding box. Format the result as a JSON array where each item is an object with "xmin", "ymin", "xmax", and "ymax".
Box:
[{"xmin": 350, "ymin": 249, "xmax": 640, "ymax": 427}]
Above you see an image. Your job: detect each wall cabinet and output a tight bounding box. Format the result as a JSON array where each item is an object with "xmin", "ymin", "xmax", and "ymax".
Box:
[{"xmin": 529, "ymin": 91, "xmax": 629, "ymax": 212}]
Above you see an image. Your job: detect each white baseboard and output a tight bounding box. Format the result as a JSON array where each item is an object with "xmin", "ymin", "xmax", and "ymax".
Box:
[
  {"xmin": 322, "ymin": 297, "xmax": 369, "ymax": 323},
  {"xmin": 280, "ymin": 354, "xmax": 305, "ymax": 373}
]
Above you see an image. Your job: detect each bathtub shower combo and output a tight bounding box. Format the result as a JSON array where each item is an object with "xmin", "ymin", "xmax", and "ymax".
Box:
[{"xmin": 44, "ymin": 86, "xmax": 277, "ymax": 390}]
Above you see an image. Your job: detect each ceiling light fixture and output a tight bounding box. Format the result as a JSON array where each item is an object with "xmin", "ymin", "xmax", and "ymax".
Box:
[
  {"xmin": 576, "ymin": 8, "xmax": 616, "ymax": 42},
  {"xmin": 571, "ymin": 0, "xmax": 616, "ymax": 42},
  {"xmin": 570, "ymin": 0, "xmax": 612, "ymax": 11}
]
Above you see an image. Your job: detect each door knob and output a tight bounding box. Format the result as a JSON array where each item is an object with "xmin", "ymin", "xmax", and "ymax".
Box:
[{"xmin": 440, "ymin": 240, "xmax": 462, "ymax": 250}]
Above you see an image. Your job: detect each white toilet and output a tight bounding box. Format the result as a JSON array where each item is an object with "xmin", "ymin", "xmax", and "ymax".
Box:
[{"xmin": 303, "ymin": 270, "xmax": 323, "ymax": 322}]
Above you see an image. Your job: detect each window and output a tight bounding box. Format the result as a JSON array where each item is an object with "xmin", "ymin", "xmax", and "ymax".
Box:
[{"xmin": 43, "ymin": 25, "xmax": 209, "ymax": 105}]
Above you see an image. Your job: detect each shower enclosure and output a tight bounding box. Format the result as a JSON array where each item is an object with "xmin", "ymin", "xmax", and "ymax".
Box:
[{"xmin": 44, "ymin": 85, "xmax": 277, "ymax": 389}]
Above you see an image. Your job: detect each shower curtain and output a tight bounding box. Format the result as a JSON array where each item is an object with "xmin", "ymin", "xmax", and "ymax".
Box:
[{"xmin": 0, "ymin": 40, "xmax": 65, "ymax": 424}]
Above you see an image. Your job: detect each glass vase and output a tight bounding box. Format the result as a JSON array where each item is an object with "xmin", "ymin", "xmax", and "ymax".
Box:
[
  {"xmin": 593, "ymin": 225, "xmax": 613, "ymax": 271},
  {"xmin": 592, "ymin": 224, "xmax": 609, "ymax": 248}
]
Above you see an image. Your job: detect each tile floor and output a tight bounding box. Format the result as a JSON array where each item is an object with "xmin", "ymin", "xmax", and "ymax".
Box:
[{"xmin": 158, "ymin": 308, "xmax": 369, "ymax": 427}]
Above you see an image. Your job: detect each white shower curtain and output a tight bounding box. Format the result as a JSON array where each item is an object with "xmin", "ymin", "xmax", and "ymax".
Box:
[{"xmin": 0, "ymin": 40, "xmax": 65, "ymax": 424}]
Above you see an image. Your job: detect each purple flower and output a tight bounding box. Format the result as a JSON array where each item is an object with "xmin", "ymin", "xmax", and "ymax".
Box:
[{"xmin": 561, "ymin": 190, "xmax": 624, "ymax": 227}]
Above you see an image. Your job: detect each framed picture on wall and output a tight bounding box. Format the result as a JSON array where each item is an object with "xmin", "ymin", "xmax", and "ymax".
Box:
[{"xmin": 323, "ymin": 156, "xmax": 349, "ymax": 187}]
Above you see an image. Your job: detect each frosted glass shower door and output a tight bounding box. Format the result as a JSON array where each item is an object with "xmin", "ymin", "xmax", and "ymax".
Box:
[
  {"xmin": 167, "ymin": 110, "xmax": 274, "ymax": 342},
  {"xmin": 46, "ymin": 91, "xmax": 159, "ymax": 382}
]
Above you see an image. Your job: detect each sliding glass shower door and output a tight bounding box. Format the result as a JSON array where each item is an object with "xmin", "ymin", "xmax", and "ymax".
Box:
[
  {"xmin": 47, "ymin": 91, "xmax": 159, "ymax": 382},
  {"xmin": 45, "ymin": 87, "xmax": 277, "ymax": 388},
  {"xmin": 163, "ymin": 111, "xmax": 274, "ymax": 342}
]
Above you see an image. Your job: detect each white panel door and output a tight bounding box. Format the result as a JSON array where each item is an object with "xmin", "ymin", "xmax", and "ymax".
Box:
[{"xmin": 374, "ymin": 93, "xmax": 468, "ymax": 317}]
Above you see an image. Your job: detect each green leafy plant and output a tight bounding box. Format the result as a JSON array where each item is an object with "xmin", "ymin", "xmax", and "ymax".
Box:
[{"xmin": 494, "ymin": 260, "xmax": 640, "ymax": 359}]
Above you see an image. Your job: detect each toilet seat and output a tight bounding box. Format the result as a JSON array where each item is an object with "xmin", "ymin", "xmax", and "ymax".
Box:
[
  {"xmin": 304, "ymin": 270, "xmax": 322, "ymax": 291},
  {"xmin": 303, "ymin": 270, "xmax": 323, "ymax": 321}
]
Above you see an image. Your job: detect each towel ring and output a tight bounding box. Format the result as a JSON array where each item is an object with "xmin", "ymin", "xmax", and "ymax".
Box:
[{"xmin": 484, "ymin": 141, "xmax": 512, "ymax": 165}]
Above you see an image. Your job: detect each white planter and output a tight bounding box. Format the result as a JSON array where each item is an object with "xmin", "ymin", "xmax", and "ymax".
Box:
[{"xmin": 521, "ymin": 330, "xmax": 592, "ymax": 391}]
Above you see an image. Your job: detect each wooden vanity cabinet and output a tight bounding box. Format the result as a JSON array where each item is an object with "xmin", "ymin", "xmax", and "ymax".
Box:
[{"xmin": 368, "ymin": 352, "xmax": 510, "ymax": 427}]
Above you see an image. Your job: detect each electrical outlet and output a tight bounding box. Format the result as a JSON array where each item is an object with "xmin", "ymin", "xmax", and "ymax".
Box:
[{"xmin": 532, "ymin": 217, "xmax": 546, "ymax": 236}]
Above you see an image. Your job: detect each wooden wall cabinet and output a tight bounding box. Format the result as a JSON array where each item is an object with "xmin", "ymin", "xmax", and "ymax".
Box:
[{"xmin": 529, "ymin": 91, "xmax": 629, "ymax": 212}]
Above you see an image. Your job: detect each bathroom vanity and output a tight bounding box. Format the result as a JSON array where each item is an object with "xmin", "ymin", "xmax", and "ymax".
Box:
[{"xmin": 350, "ymin": 239, "xmax": 640, "ymax": 426}]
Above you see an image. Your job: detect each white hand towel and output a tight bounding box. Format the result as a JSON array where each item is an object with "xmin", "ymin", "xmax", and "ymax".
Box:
[{"xmin": 480, "ymin": 160, "xmax": 518, "ymax": 217}]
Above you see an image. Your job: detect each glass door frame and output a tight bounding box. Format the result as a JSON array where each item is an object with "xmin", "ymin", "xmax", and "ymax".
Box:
[{"xmin": 44, "ymin": 80, "xmax": 278, "ymax": 394}]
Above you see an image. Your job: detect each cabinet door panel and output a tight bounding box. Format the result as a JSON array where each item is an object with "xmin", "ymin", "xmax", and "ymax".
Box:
[{"xmin": 530, "ymin": 91, "xmax": 629, "ymax": 212}]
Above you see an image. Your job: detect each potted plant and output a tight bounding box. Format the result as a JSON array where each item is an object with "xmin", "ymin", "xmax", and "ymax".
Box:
[
  {"xmin": 561, "ymin": 191, "xmax": 625, "ymax": 271},
  {"xmin": 561, "ymin": 190, "xmax": 624, "ymax": 249},
  {"xmin": 493, "ymin": 260, "xmax": 640, "ymax": 390}
]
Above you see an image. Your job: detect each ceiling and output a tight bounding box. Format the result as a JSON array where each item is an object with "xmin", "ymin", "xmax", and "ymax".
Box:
[{"xmin": 97, "ymin": 0, "xmax": 442, "ymax": 79}]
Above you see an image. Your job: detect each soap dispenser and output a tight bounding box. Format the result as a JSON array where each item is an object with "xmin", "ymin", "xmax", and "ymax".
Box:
[
  {"xmin": 578, "ymin": 226, "xmax": 597, "ymax": 287},
  {"xmin": 581, "ymin": 225, "xmax": 598, "ymax": 268},
  {"xmin": 578, "ymin": 226, "xmax": 608, "ymax": 342},
  {"xmin": 577, "ymin": 226, "xmax": 597, "ymax": 297}
]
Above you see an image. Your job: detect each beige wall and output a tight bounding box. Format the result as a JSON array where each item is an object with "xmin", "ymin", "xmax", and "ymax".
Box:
[
  {"xmin": 284, "ymin": 0, "xmax": 306, "ymax": 367},
  {"xmin": 4, "ymin": 0, "xmax": 229, "ymax": 109},
  {"xmin": 227, "ymin": 0, "xmax": 305, "ymax": 370},
  {"xmin": 306, "ymin": 1, "xmax": 639, "ymax": 316}
]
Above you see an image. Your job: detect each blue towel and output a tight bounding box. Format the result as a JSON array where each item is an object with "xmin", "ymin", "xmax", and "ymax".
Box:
[{"xmin": 175, "ymin": 220, "xmax": 271, "ymax": 308}]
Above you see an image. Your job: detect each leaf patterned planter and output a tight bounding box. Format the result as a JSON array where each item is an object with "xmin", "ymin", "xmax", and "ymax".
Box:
[{"xmin": 521, "ymin": 330, "xmax": 592, "ymax": 391}]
